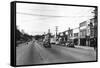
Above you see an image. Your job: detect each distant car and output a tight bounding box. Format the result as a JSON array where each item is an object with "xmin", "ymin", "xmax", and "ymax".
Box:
[
  {"xmin": 67, "ymin": 42, "xmax": 75, "ymax": 48},
  {"xmin": 43, "ymin": 34, "xmax": 51, "ymax": 48},
  {"xmin": 50, "ymin": 38, "xmax": 56, "ymax": 44},
  {"xmin": 55, "ymin": 41, "xmax": 60, "ymax": 45},
  {"xmin": 43, "ymin": 41, "xmax": 51, "ymax": 48},
  {"xmin": 59, "ymin": 41, "xmax": 66, "ymax": 46}
]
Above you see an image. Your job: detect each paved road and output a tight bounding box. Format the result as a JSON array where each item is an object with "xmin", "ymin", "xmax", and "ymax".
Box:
[{"xmin": 16, "ymin": 40, "xmax": 96, "ymax": 65}]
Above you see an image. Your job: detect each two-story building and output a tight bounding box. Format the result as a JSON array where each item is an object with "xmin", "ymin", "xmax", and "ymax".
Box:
[
  {"xmin": 79, "ymin": 18, "xmax": 96, "ymax": 47},
  {"xmin": 79, "ymin": 20, "xmax": 90, "ymax": 46},
  {"xmin": 67, "ymin": 28, "xmax": 73, "ymax": 42},
  {"xmin": 73, "ymin": 32, "xmax": 79, "ymax": 45}
]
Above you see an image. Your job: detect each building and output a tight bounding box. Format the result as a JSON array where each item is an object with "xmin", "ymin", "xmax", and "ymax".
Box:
[
  {"xmin": 89, "ymin": 18, "xmax": 97, "ymax": 47},
  {"xmin": 58, "ymin": 32, "xmax": 68, "ymax": 45},
  {"xmin": 79, "ymin": 20, "xmax": 91, "ymax": 46},
  {"xmin": 73, "ymin": 33, "xmax": 79, "ymax": 45},
  {"xmin": 67, "ymin": 28, "xmax": 73, "ymax": 43},
  {"xmin": 79, "ymin": 21, "xmax": 87, "ymax": 46},
  {"xmin": 79, "ymin": 18, "xmax": 97, "ymax": 47}
]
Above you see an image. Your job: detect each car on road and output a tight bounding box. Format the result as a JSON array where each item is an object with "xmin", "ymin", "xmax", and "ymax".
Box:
[
  {"xmin": 66, "ymin": 41, "xmax": 75, "ymax": 48},
  {"xmin": 43, "ymin": 42, "xmax": 51, "ymax": 48},
  {"xmin": 50, "ymin": 38, "xmax": 56, "ymax": 45},
  {"xmin": 43, "ymin": 34, "xmax": 51, "ymax": 48},
  {"xmin": 68, "ymin": 43, "xmax": 75, "ymax": 47}
]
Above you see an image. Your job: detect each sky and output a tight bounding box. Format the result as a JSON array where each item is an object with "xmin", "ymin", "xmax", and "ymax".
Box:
[{"xmin": 16, "ymin": 3, "xmax": 95, "ymax": 35}]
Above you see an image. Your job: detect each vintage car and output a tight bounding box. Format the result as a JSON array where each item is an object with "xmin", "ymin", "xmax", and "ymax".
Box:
[
  {"xmin": 66, "ymin": 41, "xmax": 75, "ymax": 47},
  {"xmin": 43, "ymin": 34, "xmax": 51, "ymax": 48}
]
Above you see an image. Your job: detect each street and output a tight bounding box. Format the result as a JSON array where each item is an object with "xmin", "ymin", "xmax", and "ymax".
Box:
[{"xmin": 16, "ymin": 40, "xmax": 96, "ymax": 65}]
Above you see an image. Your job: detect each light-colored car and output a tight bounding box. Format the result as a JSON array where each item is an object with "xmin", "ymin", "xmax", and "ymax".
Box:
[{"xmin": 50, "ymin": 38, "xmax": 56, "ymax": 44}]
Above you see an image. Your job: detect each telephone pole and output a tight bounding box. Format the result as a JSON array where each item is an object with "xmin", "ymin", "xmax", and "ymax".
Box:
[
  {"xmin": 55, "ymin": 26, "xmax": 58, "ymax": 41},
  {"xmin": 48, "ymin": 29, "xmax": 50, "ymax": 33}
]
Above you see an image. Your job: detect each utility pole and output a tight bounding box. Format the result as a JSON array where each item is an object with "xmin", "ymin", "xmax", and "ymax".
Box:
[
  {"xmin": 48, "ymin": 28, "xmax": 51, "ymax": 39},
  {"xmin": 55, "ymin": 26, "xmax": 58, "ymax": 41},
  {"xmin": 44, "ymin": 32, "xmax": 46, "ymax": 35},
  {"xmin": 48, "ymin": 29, "xmax": 50, "ymax": 33},
  {"xmin": 48, "ymin": 28, "xmax": 51, "ymax": 46},
  {"xmin": 78, "ymin": 27, "xmax": 80, "ymax": 46}
]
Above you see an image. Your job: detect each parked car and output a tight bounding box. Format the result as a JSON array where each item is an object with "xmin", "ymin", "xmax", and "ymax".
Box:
[
  {"xmin": 50, "ymin": 38, "xmax": 56, "ymax": 44},
  {"xmin": 67, "ymin": 41, "xmax": 75, "ymax": 48}
]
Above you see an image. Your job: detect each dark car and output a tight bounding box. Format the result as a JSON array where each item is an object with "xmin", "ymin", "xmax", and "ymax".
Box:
[
  {"xmin": 43, "ymin": 37, "xmax": 51, "ymax": 48},
  {"xmin": 43, "ymin": 41, "xmax": 51, "ymax": 48},
  {"xmin": 67, "ymin": 42, "xmax": 75, "ymax": 48}
]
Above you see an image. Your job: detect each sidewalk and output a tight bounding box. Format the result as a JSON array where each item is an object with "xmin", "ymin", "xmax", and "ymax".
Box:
[{"xmin": 75, "ymin": 45, "xmax": 94, "ymax": 50}]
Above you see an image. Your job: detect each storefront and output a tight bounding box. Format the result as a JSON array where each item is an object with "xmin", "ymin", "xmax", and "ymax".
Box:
[
  {"xmin": 74, "ymin": 38, "xmax": 78, "ymax": 45},
  {"xmin": 80, "ymin": 38, "xmax": 86, "ymax": 46}
]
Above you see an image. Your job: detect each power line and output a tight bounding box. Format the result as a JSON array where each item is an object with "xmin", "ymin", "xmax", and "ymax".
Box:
[
  {"xmin": 17, "ymin": 12, "xmax": 94, "ymax": 18},
  {"xmin": 17, "ymin": 12, "xmax": 64, "ymax": 17}
]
